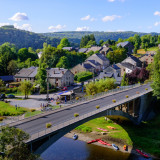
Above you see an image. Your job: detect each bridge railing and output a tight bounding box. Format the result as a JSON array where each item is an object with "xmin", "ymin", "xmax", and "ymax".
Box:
[
  {"xmin": 0, "ymin": 83, "xmax": 144, "ymax": 127},
  {"xmin": 27, "ymin": 87, "xmax": 152, "ymax": 143}
]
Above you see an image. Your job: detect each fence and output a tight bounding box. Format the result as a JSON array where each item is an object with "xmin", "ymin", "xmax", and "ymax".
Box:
[{"xmin": 27, "ymin": 87, "xmax": 152, "ymax": 142}]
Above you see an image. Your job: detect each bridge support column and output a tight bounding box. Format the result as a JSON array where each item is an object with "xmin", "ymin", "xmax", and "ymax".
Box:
[
  {"xmin": 132, "ymin": 99, "xmax": 135, "ymax": 117},
  {"xmin": 30, "ymin": 143, "xmax": 33, "ymax": 153},
  {"xmin": 126, "ymin": 102, "xmax": 129, "ymax": 113}
]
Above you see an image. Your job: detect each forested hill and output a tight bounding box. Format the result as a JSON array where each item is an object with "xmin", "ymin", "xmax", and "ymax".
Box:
[
  {"xmin": 43, "ymin": 31, "xmax": 160, "ymax": 46},
  {"xmin": 0, "ymin": 25, "xmax": 60, "ymax": 49}
]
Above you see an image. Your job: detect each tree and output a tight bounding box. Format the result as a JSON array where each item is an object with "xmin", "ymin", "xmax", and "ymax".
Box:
[
  {"xmin": 7, "ymin": 60, "xmax": 18, "ymax": 75},
  {"xmin": 80, "ymin": 34, "xmax": 96, "ymax": 48},
  {"xmin": 36, "ymin": 63, "xmax": 47, "ymax": 92},
  {"xmin": 57, "ymin": 38, "xmax": 71, "ymax": 49},
  {"xmin": 99, "ymin": 40, "xmax": 104, "ymax": 46},
  {"xmin": 151, "ymin": 50, "xmax": 160, "ymax": 99},
  {"xmin": 0, "ymin": 126, "xmax": 38, "ymax": 160},
  {"xmin": 56, "ymin": 56, "xmax": 69, "ymax": 68},
  {"xmin": 121, "ymin": 72, "xmax": 128, "ymax": 86},
  {"xmin": 0, "ymin": 79, "xmax": 4, "ymax": 88},
  {"xmin": 19, "ymin": 80, "xmax": 32, "ymax": 99}
]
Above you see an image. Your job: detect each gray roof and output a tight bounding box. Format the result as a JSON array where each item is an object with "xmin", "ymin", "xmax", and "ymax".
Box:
[
  {"xmin": 95, "ymin": 53, "xmax": 109, "ymax": 61},
  {"xmin": 129, "ymin": 55, "xmax": 142, "ymax": 64},
  {"xmin": 48, "ymin": 68, "xmax": 68, "ymax": 78},
  {"xmin": 87, "ymin": 46, "xmax": 102, "ymax": 53},
  {"xmin": 62, "ymin": 47, "xmax": 73, "ymax": 51},
  {"xmin": 120, "ymin": 63, "xmax": 137, "ymax": 70},
  {"xmin": 83, "ymin": 63, "xmax": 95, "ymax": 69},
  {"xmin": 87, "ymin": 60, "xmax": 101, "ymax": 66},
  {"xmin": 78, "ymin": 48, "xmax": 88, "ymax": 53},
  {"xmin": 101, "ymin": 47, "xmax": 112, "ymax": 52},
  {"xmin": 104, "ymin": 65, "xmax": 120, "ymax": 73},
  {"xmin": 15, "ymin": 67, "xmax": 38, "ymax": 78},
  {"xmin": 117, "ymin": 41, "xmax": 130, "ymax": 47}
]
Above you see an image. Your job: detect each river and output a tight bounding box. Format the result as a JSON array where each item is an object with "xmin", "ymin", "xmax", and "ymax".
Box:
[{"xmin": 41, "ymin": 137, "xmax": 153, "ymax": 160}]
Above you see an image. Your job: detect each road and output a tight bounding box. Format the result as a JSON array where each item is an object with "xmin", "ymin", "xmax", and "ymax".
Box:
[{"xmin": 13, "ymin": 84, "xmax": 151, "ymax": 135}]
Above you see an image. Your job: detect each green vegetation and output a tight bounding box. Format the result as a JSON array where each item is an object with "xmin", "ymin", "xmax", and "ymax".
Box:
[
  {"xmin": 75, "ymin": 125, "xmax": 92, "ymax": 133},
  {"xmin": 74, "ymin": 71, "xmax": 93, "ymax": 82},
  {"xmin": 85, "ymin": 78, "xmax": 116, "ymax": 95},
  {"xmin": 74, "ymin": 113, "xmax": 79, "ymax": 117},
  {"xmin": 25, "ymin": 110, "xmax": 42, "ymax": 118},
  {"xmin": 46, "ymin": 123, "xmax": 52, "ymax": 128},
  {"xmin": 0, "ymin": 126, "xmax": 39, "ymax": 160},
  {"xmin": 0, "ymin": 101, "xmax": 28, "ymax": 116},
  {"xmin": 76, "ymin": 115, "xmax": 160, "ymax": 157},
  {"xmin": 57, "ymin": 38, "xmax": 71, "ymax": 49}
]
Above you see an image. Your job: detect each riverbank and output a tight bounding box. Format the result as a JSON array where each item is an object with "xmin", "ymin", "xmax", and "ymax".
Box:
[{"xmin": 65, "ymin": 115, "xmax": 160, "ymax": 159}]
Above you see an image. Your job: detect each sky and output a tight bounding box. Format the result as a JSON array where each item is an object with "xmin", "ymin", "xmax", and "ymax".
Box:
[{"xmin": 0, "ymin": 0, "xmax": 160, "ymax": 33}]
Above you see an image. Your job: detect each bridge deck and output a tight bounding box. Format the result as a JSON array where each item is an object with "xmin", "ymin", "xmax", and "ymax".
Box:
[{"xmin": 11, "ymin": 84, "xmax": 152, "ymax": 141}]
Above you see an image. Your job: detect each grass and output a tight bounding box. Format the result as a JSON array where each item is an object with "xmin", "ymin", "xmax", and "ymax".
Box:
[
  {"xmin": 0, "ymin": 101, "xmax": 28, "ymax": 116},
  {"xmin": 137, "ymin": 49, "xmax": 146, "ymax": 54},
  {"xmin": 75, "ymin": 115, "xmax": 160, "ymax": 157},
  {"xmin": 25, "ymin": 110, "xmax": 42, "ymax": 118},
  {"xmin": 147, "ymin": 46, "xmax": 159, "ymax": 51}
]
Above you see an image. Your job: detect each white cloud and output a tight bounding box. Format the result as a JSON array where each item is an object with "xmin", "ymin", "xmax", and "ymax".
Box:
[
  {"xmin": 102, "ymin": 15, "xmax": 121, "ymax": 22},
  {"xmin": 9, "ymin": 12, "xmax": 29, "ymax": 21},
  {"xmin": 108, "ymin": 0, "xmax": 115, "ymax": 2},
  {"xmin": 154, "ymin": 11, "xmax": 160, "ymax": 16},
  {"xmin": 14, "ymin": 23, "xmax": 32, "ymax": 31},
  {"xmin": 48, "ymin": 24, "xmax": 66, "ymax": 32},
  {"xmin": 0, "ymin": 23, "xmax": 10, "ymax": 27},
  {"xmin": 81, "ymin": 15, "xmax": 90, "ymax": 21},
  {"xmin": 76, "ymin": 26, "xmax": 89, "ymax": 31},
  {"xmin": 90, "ymin": 18, "xmax": 97, "ymax": 22},
  {"xmin": 154, "ymin": 22, "xmax": 160, "ymax": 26}
]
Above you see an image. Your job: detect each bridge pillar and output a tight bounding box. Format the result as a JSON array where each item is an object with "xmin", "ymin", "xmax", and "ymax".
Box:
[
  {"xmin": 126, "ymin": 102, "xmax": 129, "ymax": 113},
  {"xmin": 132, "ymin": 99, "xmax": 135, "ymax": 117}
]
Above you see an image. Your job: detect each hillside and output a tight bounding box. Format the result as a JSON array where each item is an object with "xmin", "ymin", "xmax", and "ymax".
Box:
[
  {"xmin": 42, "ymin": 31, "xmax": 160, "ymax": 45},
  {"xmin": 0, "ymin": 25, "xmax": 60, "ymax": 49}
]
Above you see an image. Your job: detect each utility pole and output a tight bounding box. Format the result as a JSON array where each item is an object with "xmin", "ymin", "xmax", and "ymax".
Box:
[{"xmin": 46, "ymin": 72, "xmax": 49, "ymax": 101}]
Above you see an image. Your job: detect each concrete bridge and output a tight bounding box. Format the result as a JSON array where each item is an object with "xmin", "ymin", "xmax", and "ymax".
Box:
[{"xmin": 9, "ymin": 83, "xmax": 153, "ymax": 153}]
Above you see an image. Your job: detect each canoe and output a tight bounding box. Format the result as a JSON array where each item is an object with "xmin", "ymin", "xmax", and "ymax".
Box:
[
  {"xmin": 73, "ymin": 134, "xmax": 78, "ymax": 140},
  {"xmin": 136, "ymin": 149, "xmax": 150, "ymax": 158},
  {"xmin": 112, "ymin": 144, "xmax": 119, "ymax": 150},
  {"xmin": 87, "ymin": 139, "xmax": 101, "ymax": 144},
  {"xmin": 98, "ymin": 140, "xmax": 112, "ymax": 146}
]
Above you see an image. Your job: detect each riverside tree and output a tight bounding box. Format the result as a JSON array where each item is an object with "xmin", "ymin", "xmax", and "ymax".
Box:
[
  {"xmin": 151, "ymin": 50, "xmax": 160, "ymax": 99},
  {"xmin": 0, "ymin": 126, "xmax": 39, "ymax": 160}
]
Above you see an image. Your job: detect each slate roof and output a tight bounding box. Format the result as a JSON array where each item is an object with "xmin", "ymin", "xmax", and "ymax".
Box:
[
  {"xmin": 87, "ymin": 60, "xmax": 101, "ymax": 66},
  {"xmin": 100, "ymin": 47, "xmax": 112, "ymax": 52},
  {"xmin": 0, "ymin": 76, "xmax": 14, "ymax": 82},
  {"xmin": 87, "ymin": 46, "xmax": 102, "ymax": 53},
  {"xmin": 95, "ymin": 53, "xmax": 109, "ymax": 61},
  {"xmin": 83, "ymin": 63, "xmax": 95, "ymax": 69},
  {"xmin": 78, "ymin": 48, "xmax": 88, "ymax": 53},
  {"xmin": 129, "ymin": 55, "xmax": 142, "ymax": 64},
  {"xmin": 47, "ymin": 68, "xmax": 68, "ymax": 78},
  {"xmin": 15, "ymin": 67, "xmax": 38, "ymax": 78},
  {"xmin": 62, "ymin": 47, "xmax": 73, "ymax": 51},
  {"xmin": 120, "ymin": 63, "xmax": 136, "ymax": 70},
  {"xmin": 117, "ymin": 41, "xmax": 130, "ymax": 47}
]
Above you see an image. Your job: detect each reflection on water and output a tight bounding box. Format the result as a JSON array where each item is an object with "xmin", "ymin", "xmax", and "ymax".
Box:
[{"xmin": 41, "ymin": 137, "xmax": 152, "ymax": 160}]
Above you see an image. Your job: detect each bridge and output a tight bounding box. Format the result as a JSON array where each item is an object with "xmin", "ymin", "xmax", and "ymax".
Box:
[{"xmin": 8, "ymin": 83, "xmax": 153, "ymax": 153}]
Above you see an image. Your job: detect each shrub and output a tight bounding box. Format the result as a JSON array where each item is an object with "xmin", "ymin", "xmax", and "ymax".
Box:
[
  {"xmin": 30, "ymin": 109, "xmax": 36, "ymax": 112},
  {"xmin": 96, "ymin": 105, "xmax": 100, "ymax": 109},
  {"xmin": 46, "ymin": 123, "xmax": 52, "ymax": 128},
  {"xmin": 105, "ymin": 89, "xmax": 108, "ymax": 92},
  {"xmin": 56, "ymin": 102, "xmax": 60, "ymax": 105},
  {"xmin": 74, "ymin": 113, "xmax": 79, "ymax": 117},
  {"xmin": 0, "ymin": 117, "xmax": 4, "ymax": 121},
  {"xmin": 136, "ymin": 91, "xmax": 140, "ymax": 94},
  {"xmin": 75, "ymin": 97, "xmax": 79, "ymax": 100},
  {"xmin": 107, "ymin": 119, "xmax": 113, "ymax": 123},
  {"xmin": 75, "ymin": 71, "xmax": 93, "ymax": 82},
  {"xmin": 117, "ymin": 86, "xmax": 120, "ymax": 89},
  {"xmin": 125, "ymin": 95, "xmax": 129, "ymax": 98},
  {"xmin": 75, "ymin": 125, "xmax": 92, "ymax": 133},
  {"xmin": 145, "ymin": 88, "xmax": 148, "ymax": 90},
  {"xmin": 112, "ymin": 99, "xmax": 116, "ymax": 103}
]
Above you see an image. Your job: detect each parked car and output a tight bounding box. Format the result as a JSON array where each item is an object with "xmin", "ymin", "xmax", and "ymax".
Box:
[
  {"xmin": 62, "ymin": 87, "xmax": 68, "ymax": 91},
  {"xmin": 7, "ymin": 94, "xmax": 15, "ymax": 98},
  {"xmin": 0, "ymin": 94, "xmax": 5, "ymax": 99}
]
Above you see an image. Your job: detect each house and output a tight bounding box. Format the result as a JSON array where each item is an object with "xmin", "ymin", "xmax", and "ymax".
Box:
[
  {"xmin": 145, "ymin": 51, "xmax": 156, "ymax": 55},
  {"xmin": 0, "ymin": 76, "xmax": 15, "ymax": 83},
  {"xmin": 15, "ymin": 67, "xmax": 38, "ymax": 83},
  {"xmin": 116, "ymin": 63, "xmax": 138, "ymax": 76},
  {"xmin": 78, "ymin": 48, "xmax": 88, "ymax": 53},
  {"xmin": 86, "ymin": 53, "xmax": 110, "ymax": 69},
  {"xmin": 139, "ymin": 54, "xmax": 154, "ymax": 66},
  {"xmin": 103, "ymin": 44, "xmax": 110, "ymax": 48},
  {"xmin": 47, "ymin": 68, "xmax": 74, "ymax": 87},
  {"xmin": 117, "ymin": 41, "xmax": 134, "ymax": 54},
  {"xmin": 98, "ymin": 65, "xmax": 122, "ymax": 84},
  {"xmin": 37, "ymin": 52, "xmax": 42, "ymax": 59},
  {"xmin": 86, "ymin": 46, "xmax": 103, "ymax": 53},
  {"xmin": 62, "ymin": 47, "xmax": 77, "ymax": 52},
  {"xmin": 122, "ymin": 55, "xmax": 142, "ymax": 67},
  {"xmin": 100, "ymin": 47, "xmax": 113, "ymax": 55}
]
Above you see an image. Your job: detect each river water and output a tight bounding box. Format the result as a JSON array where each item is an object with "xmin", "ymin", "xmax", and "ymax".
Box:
[{"xmin": 41, "ymin": 137, "xmax": 153, "ymax": 160}]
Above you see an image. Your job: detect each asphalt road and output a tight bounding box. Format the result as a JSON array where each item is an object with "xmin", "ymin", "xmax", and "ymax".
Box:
[{"xmin": 14, "ymin": 84, "xmax": 151, "ymax": 135}]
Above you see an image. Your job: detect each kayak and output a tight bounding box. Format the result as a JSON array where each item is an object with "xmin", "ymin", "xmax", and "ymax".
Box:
[
  {"xmin": 73, "ymin": 134, "xmax": 78, "ymax": 140},
  {"xmin": 136, "ymin": 149, "xmax": 150, "ymax": 158},
  {"xmin": 123, "ymin": 145, "xmax": 127, "ymax": 151},
  {"xmin": 87, "ymin": 139, "xmax": 101, "ymax": 144},
  {"xmin": 98, "ymin": 140, "xmax": 112, "ymax": 146},
  {"xmin": 112, "ymin": 144, "xmax": 119, "ymax": 150}
]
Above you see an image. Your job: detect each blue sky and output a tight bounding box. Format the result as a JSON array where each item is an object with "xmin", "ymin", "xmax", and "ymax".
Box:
[{"xmin": 0, "ymin": 0, "xmax": 160, "ymax": 33}]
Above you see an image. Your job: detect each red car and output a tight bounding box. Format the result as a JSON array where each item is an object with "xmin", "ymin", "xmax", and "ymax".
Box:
[{"xmin": 62, "ymin": 87, "xmax": 68, "ymax": 91}]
